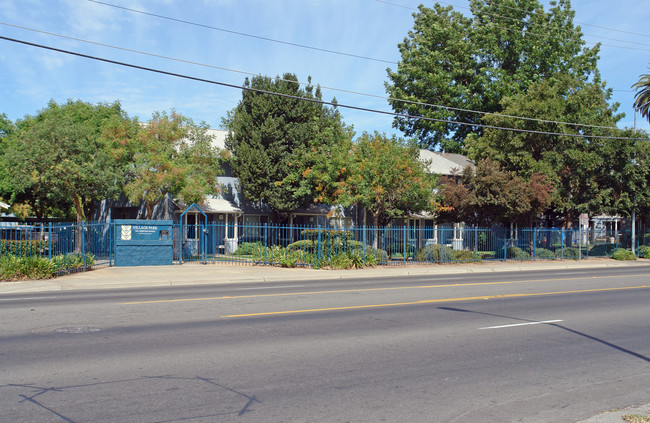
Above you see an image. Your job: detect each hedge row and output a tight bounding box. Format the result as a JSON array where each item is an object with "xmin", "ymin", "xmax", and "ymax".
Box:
[
  {"xmin": 1, "ymin": 240, "xmax": 48, "ymax": 257},
  {"xmin": 0, "ymin": 253, "xmax": 95, "ymax": 281}
]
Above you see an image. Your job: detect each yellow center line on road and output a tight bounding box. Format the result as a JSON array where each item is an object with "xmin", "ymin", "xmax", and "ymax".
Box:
[
  {"xmin": 221, "ymin": 285, "xmax": 650, "ymax": 318},
  {"xmin": 119, "ymin": 273, "xmax": 650, "ymax": 305}
]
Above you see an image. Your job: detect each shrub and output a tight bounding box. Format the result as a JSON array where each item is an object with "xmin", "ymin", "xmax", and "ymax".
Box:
[
  {"xmin": 495, "ymin": 246, "xmax": 530, "ymax": 260},
  {"xmin": 638, "ymin": 245, "xmax": 649, "ymax": 258},
  {"xmin": 358, "ymin": 246, "xmax": 389, "ymax": 263},
  {"xmin": 534, "ymin": 247, "xmax": 556, "ymax": 259},
  {"xmin": 0, "ymin": 255, "xmax": 55, "ymax": 280},
  {"xmin": 233, "ymin": 242, "xmax": 262, "ymax": 256},
  {"xmin": 280, "ymin": 254, "xmax": 298, "ymax": 268},
  {"xmin": 612, "ymin": 248, "xmax": 636, "ymax": 261},
  {"xmin": 52, "ymin": 253, "xmax": 95, "ymax": 274},
  {"xmin": 557, "ymin": 247, "xmax": 581, "ymax": 260},
  {"xmin": 589, "ymin": 243, "xmax": 616, "ymax": 257},
  {"xmin": 1, "ymin": 240, "xmax": 48, "ymax": 257},
  {"xmin": 286, "ymin": 239, "xmax": 316, "ymax": 253},
  {"xmin": 413, "ymin": 244, "xmax": 478, "ymax": 262},
  {"xmin": 385, "ymin": 242, "xmax": 417, "ymax": 258}
]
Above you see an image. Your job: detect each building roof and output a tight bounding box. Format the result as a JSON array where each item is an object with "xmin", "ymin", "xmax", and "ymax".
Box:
[{"xmin": 419, "ymin": 150, "xmax": 473, "ymax": 176}]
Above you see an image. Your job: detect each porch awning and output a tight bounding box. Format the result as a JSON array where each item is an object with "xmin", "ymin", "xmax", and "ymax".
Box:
[{"xmin": 199, "ymin": 198, "xmax": 243, "ymax": 214}]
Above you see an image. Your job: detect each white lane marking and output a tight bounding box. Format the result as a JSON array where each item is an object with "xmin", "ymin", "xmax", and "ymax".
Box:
[
  {"xmin": 480, "ymin": 320, "xmax": 563, "ymax": 330},
  {"xmin": 233, "ymin": 285, "xmax": 306, "ymax": 291}
]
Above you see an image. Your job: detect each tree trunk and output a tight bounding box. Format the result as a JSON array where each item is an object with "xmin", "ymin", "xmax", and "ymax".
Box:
[
  {"xmin": 372, "ymin": 213, "xmax": 380, "ymax": 249},
  {"xmin": 72, "ymin": 194, "xmax": 84, "ymax": 253}
]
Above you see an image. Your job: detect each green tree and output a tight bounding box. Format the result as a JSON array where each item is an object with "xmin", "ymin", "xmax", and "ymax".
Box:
[
  {"xmin": 124, "ymin": 111, "xmax": 223, "ymax": 219},
  {"xmin": 386, "ymin": 0, "xmax": 601, "ymax": 152},
  {"xmin": 633, "ymin": 70, "xmax": 650, "ymax": 123},
  {"xmin": 437, "ymin": 159, "xmax": 553, "ymax": 226},
  {"xmin": 3, "ymin": 100, "xmax": 135, "ymax": 223},
  {"xmin": 465, "ymin": 75, "xmax": 623, "ymax": 226},
  {"xmin": 223, "ymin": 73, "xmax": 348, "ymax": 222},
  {"xmin": 0, "ymin": 113, "xmax": 15, "ymax": 206},
  {"xmin": 309, "ymin": 132, "xmax": 437, "ymax": 229}
]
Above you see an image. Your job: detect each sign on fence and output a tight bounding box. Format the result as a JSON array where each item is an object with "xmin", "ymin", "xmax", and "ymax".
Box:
[{"xmin": 114, "ymin": 219, "xmax": 173, "ymax": 266}]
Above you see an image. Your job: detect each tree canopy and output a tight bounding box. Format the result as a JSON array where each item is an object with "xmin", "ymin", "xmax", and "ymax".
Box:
[
  {"xmin": 2, "ymin": 100, "xmax": 135, "ymax": 223},
  {"xmin": 437, "ymin": 159, "xmax": 553, "ymax": 226},
  {"xmin": 302, "ymin": 132, "xmax": 438, "ymax": 228},
  {"xmin": 386, "ymin": 0, "xmax": 602, "ymax": 152},
  {"xmin": 223, "ymin": 73, "xmax": 348, "ymax": 222},
  {"xmin": 123, "ymin": 111, "xmax": 223, "ymax": 219}
]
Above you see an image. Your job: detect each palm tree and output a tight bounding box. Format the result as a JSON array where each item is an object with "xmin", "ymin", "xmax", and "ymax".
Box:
[{"xmin": 632, "ymin": 70, "xmax": 650, "ymax": 123}]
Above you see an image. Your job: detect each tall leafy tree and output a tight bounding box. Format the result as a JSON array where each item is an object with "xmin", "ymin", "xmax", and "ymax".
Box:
[
  {"xmin": 124, "ymin": 111, "xmax": 223, "ymax": 219},
  {"xmin": 633, "ymin": 70, "xmax": 650, "ymax": 123},
  {"xmin": 0, "ymin": 113, "xmax": 15, "ymax": 206},
  {"xmin": 3, "ymin": 100, "xmax": 135, "ymax": 223},
  {"xmin": 306, "ymin": 132, "xmax": 437, "ymax": 229},
  {"xmin": 386, "ymin": 0, "xmax": 601, "ymax": 152},
  {"xmin": 223, "ymin": 73, "xmax": 348, "ymax": 222},
  {"xmin": 437, "ymin": 159, "xmax": 553, "ymax": 226},
  {"xmin": 465, "ymin": 75, "xmax": 623, "ymax": 226}
]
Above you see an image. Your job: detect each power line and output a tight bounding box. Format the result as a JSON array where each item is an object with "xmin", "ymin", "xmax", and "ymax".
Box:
[
  {"xmin": 1, "ymin": 35, "xmax": 645, "ymax": 141},
  {"xmin": 0, "ymin": 21, "xmax": 622, "ymax": 132},
  {"xmin": 87, "ymin": 0, "xmax": 396, "ymax": 65}
]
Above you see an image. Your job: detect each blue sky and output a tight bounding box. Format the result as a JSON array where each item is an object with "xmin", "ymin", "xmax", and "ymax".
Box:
[{"xmin": 1, "ymin": 0, "xmax": 649, "ymax": 140}]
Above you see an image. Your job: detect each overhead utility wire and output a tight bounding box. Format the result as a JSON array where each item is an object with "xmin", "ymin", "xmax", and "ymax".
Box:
[
  {"xmin": 1, "ymin": 21, "xmax": 622, "ymax": 131},
  {"xmin": 86, "ymin": 0, "xmax": 395, "ymax": 65},
  {"xmin": 1, "ymin": 35, "xmax": 644, "ymax": 141},
  {"xmin": 374, "ymin": 0, "xmax": 650, "ymax": 51}
]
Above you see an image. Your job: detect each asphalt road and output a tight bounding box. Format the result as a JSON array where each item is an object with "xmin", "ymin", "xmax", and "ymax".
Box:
[{"xmin": 1, "ymin": 267, "xmax": 649, "ymax": 422}]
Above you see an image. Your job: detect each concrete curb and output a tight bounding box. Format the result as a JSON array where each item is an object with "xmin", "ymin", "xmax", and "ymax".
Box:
[{"xmin": 2, "ymin": 258, "xmax": 649, "ymax": 294}]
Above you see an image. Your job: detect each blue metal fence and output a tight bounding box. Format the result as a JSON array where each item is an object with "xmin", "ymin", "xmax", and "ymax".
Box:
[
  {"xmin": 1, "ymin": 221, "xmax": 647, "ymax": 274},
  {"xmin": 0, "ymin": 221, "xmax": 112, "ymax": 275},
  {"xmin": 172, "ymin": 223, "xmax": 646, "ymax": 267}
]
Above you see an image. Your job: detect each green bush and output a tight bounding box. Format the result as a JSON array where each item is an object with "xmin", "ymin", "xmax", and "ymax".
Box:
[
  {"xmin": 233, "ymin": 242, "xmax": 262, "ymax": 256},
  {"xmin": 612, "ymin": 248, "xmax": 636, "ymax": 261},
  {"xmin": 414, "ymin": 244, "xmax": 442, "ymax": 262},
  {"xmin": 52, "ymin": 253, "xmax": 95, "ymax": 274},
  {"xmin": 557, "ymin": 247, "xmax": 581, "ymax": 260},
  {"xmin": 1, "ymin": 240, "xmax": 48, "ymax": 257},
  {"xmin": 534, "ymin": 247, "xmax": 556, "ymax": 259},
  {"xmin": 361, "ymin": 246, "xmax": 389, "ymax": 263},
  {"xmin": 589, "ymin": 243, "xmax": 616, "ymax": 257},
  {"xmin": 286, "ymin": 239, "xmax": 316, "ymax": 252},
  {"xmin": 638, "ymin": 245, "xmax": 649, "ymax": 258},
  {"xmin": 385, "ymin": 242, "xmax": 417, "ymax": 258},
  {"xmin": 495, "ymin": 246, "xmax": 530, "ymax": 260},
  {"xmin": 0, "ymin": 255, "xmax": 55, "ymax": 280},
  {"xmin": 413, "ymin": 244, "xmax": 478, "ymax": 262}
]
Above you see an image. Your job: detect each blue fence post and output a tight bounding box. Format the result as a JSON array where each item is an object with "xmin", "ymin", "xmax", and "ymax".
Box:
[
  {"xmin": 586, "ymin": 227, "xmax": 589, "ymax": 258},
  {"xmin": 48, "ymin": 222, "xmax": 53, "ymax": 260},
  {"xmin": 81, "ymin": 222, "xmax": 86, "ymax": 271},
  {"xmin": 533, "ymin": 229, "xmax": 537, "ymax": 260},
  {"xmin": 440, "ymin": 232, "xmax": 443, "ymax": 265},
  {"xmin": 317, "ymin": 224, "xmax": 322, "ymax": 264},
  {"xmin": 362, "ymin": 225, "xmax": 366, "ymax": 263},
  {"xmin": 109, "ymin": 221, "xmax": 113, "ymax": 267},
  {"xmin": 474, "ymin": 226, "xmax": 478, "ymax": 261},
  {"xmin": 264, "ymin": 223, "xmax": 268, "ymax": 266},
  {"xmin": 561, "ymin": 229, "xmax": 565, "ymax": 260},
  {"xmin": 504, "ymin": 234, "xmax": 507, "ymax": 262},
  {"xmin": 403, "ymin": 225, "xmax": 407, "ymax": 263}
]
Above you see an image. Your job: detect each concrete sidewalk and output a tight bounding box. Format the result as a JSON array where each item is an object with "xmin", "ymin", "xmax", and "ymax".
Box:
[{"xmin": 1, "ymin": 257, "xmax": 649, "ymax": 294}]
